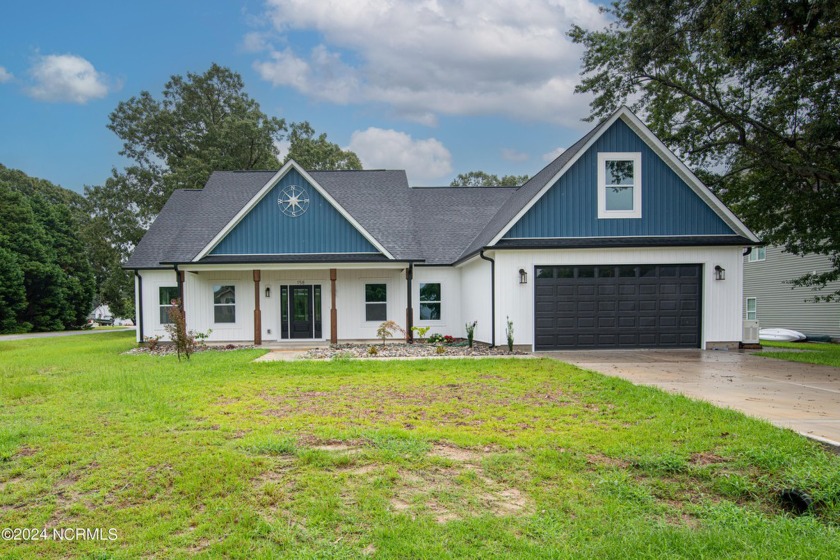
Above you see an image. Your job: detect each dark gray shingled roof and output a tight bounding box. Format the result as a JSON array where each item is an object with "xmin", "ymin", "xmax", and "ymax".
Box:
[
  {"xmin": 409, "ymin": 187, "xmax": 517, "ymax": 265},
  {"xmin": 125, "ymin": 108, "xmax": 751, "ymax": 270},
  {"xmin": 123, "ymin": 113, "xmax": 645, "ymax": 269},
  {"xmin": 124, "ymin": 171, "xmax": 276, "ymax": 269},
  {"xmin": 456, "ymin": 116, "xmax": 612, "ymax": 261}
]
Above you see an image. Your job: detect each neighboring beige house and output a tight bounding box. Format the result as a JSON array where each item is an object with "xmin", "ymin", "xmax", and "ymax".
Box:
[{"xmin": 743, "ymin": 245, "xmax": 840, "ymax": 339}]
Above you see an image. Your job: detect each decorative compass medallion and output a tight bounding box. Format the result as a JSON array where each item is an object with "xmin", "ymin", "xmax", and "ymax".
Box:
[{"xmin": 277, "ymin": 185, "xmax": 310, "ymax": 217}]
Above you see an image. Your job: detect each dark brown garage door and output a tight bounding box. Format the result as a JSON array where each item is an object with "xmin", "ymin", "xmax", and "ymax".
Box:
[{"xmin": 534, "ymin": 264, "xmax": 701, "ymax": 350}]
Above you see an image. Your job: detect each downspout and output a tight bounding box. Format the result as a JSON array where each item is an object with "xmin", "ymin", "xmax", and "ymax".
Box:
[
  {"xmin": 174, "ymin": 264, "xmax": 184, "ymax": 309},
  {"xmin": 743, "ymin": 247, "xmax": 753, "ymax": 256},
  {"xmin": 406, "ymin": 263, "xmax": 414, "ymax": 342},
  {"xmin": 479, "ymin": 250, "xmax": 495, "ymax": 347},
  {"xmin": 134, "ymin": 270, "xmax": 144, "ymax": 342}
]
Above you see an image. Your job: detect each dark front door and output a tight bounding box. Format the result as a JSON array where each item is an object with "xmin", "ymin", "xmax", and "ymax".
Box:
[
  {"xmin": 290, "ymin": 286, "xmax": 313, "ymax": 339},
  {"xmin": 534, "ymin": 264, "xmax": 702, "ymax": 350}
]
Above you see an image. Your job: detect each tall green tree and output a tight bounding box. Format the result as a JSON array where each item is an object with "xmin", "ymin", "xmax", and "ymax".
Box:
[
  {"xmin": 87, "ymin": 64, "xmax": 366, "ymax": 315},
  {"xmin": 85, "ymin": 64, "xmax": 287, "ymax": 315},
  {"xmin": 284, "ymin": 121, "xmax": 362, "ymax": 170},
  {"xmin": 570, "ymin": 0, "xmax": 840, "ymax": 298},
  {"xmin": 0, "ymin": 165, "xmax": 95, "ymax": 333},
  {"xmin": 450, "ymin": 171, "xmax": 529, "ymax": 187}
]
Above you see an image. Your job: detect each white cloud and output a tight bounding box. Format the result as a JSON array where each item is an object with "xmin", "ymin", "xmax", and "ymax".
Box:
[
  {"xmin": 253, "ymin": 0, "xmax": 606, "ymax": 125},
  {"xmin": 274, "ymin": 138, "xmax": 290, "ymax": 161},
  {"xmin": 501, "ymin": 148, "xmax": 529, "ymax": 162},
  {"xmin": 348, "ymin": 127, "xmax": 452, "ymax": 184},
  {"xmin": 0, "ymin": 66, "xmax": 12, "ymax": 83},
  {"xmin": 27, "ymin": 54, "xmax": 111, "ymax": 103},
  {"xmin": 543, "ymin": 146, "xmax": 566, "ymax": 162}
]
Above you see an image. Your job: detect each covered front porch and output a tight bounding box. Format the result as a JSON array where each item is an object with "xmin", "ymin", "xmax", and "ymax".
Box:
[{"xmin": 167, "ymin": 261, "xmax": 418, "ymax": 345}]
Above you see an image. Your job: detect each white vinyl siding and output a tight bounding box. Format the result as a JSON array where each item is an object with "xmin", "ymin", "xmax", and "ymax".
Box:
[{"xmin": 493, "ymin": 246, "xmax": 745, "ymax": 350}]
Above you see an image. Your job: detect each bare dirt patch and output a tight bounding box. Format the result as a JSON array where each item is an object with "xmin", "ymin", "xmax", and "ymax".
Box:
[
  {"xmin": 0, "ymin": 476, "xmax": 24, "ymax": 492},
  {"xmin": 690, "ymin": 452, "xmax": 728, "ymax": 466},
  {"xmin": 386, "ymin": 446, "xmax": 534, "ymax": 523},
  {"xmin": 429, "ymin": 443, "xmax": 488, "ymax": 462},
  {"xmin": 586, "ymin": 453, "xmax": 631, "ymax": 469},
  {"xmin": 15, "ymin": 445, "xmax": 38, "ymax": 457}
]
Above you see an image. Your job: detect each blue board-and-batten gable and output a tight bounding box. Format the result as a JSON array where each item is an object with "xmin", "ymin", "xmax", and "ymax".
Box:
[
  {"xmin": 503, "ymin": 119, "xmax": 735, "ymax": 239},
  {"xmin": 210, "ymin": 169, "xmax": 380, "ymax": 255}
]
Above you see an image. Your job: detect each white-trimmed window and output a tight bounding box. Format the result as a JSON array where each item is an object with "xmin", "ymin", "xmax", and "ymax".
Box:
[
  {"xmin": 598, "ymin": 152, "xmax": 642, "ymax": 219},
  {"xmin": 746, "ymin": 297, "xmax": 757, "ymax": 321},
  {"xmin": 419, "ymin": 283, "xmax": 441, "ymax": 321},
  {"xmin": 213, "ymin": 285, "xmax": 236, "ymax": 323},
  {"xmin": 748, "ymin": 247, "xmax": 766, "ymax": 262},
  {"xmin": 365, "ymin": 283, "xmax": 387, "ymax": 322},
  {"xmin": 159, "ymin": 286, "xmax": 179, "ymax": 324}
]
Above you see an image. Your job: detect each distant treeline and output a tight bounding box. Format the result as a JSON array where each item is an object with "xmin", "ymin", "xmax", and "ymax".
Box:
[{"xmin": 0, "ymin": 164, "xmax": 95, "ymax": 333}]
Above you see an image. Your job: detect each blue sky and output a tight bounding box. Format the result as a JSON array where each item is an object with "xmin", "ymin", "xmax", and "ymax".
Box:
[{"xmin": 0, "ymin": 0, "xmax": 608, "ymax": 192}]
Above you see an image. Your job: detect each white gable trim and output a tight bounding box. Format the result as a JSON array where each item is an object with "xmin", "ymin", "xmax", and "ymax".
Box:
[
  {"xmin": 193, "ymin": 160, "xmax": 395, "ymax": 261},
  {"xmin": 488, "ymin": 107, "xmax": 759, "ymax": 245}
]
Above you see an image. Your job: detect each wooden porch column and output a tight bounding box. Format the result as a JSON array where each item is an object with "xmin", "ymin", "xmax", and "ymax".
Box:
[
  {"xmin": 330, "ymin": 268, "xmax": 338, "ymax": 344},
  {"xmin": 405, "ymin": 264, "xmax": 414, "ymax": 342},
  {"xmin": 253, "ymin": 270, "xmax": 262, "ymax": 346}
]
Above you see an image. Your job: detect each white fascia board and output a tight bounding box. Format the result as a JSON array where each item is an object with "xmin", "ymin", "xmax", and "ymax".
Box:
[
  {"xmin": 192, "ymin": 160, "xmax": 395, "ymax": 261},
  {"xmin": 488, "ymin": 106, "xmax": 759, "ymax": 246}
]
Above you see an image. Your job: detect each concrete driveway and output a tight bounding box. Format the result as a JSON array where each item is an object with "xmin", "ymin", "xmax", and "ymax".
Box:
[{"xmin": 538, "ymin": 349, "xmax": 840, "ymax": 447}]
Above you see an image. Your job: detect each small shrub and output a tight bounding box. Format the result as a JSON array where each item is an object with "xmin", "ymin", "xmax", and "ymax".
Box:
[
  {"xmin": 427, "ymin": 333, "xmax": 445, "ymax": 344},
  {"xmin": 443, "ymin": 335, "xmax": 456, "ymax": 344},
  {"xmin": 367, "ymin": 345, "xmax": 379, "ymax": 356},
  {"xmin": 411, "ymin": 325, "xmax": 431, "ymax": 340},
  {"xmin": 194, "ymin": 329, "xmax": 213, "ymax": 348},
  {"xmin": 165, "ymin": 303, "xmax": 197, "ymax": 361},
  {"xmin": 436, "ymin": 345, "xmax": 446, "ymax": 355},
  {"xmin": 376, "ymin": 320, "xmax": 406, "ymax": 346},
  {"xmin": 505, "ymin": 316, "xmax": 514, "ymax": 352},
  {"xmin": 144, "ymin": 335, "xmax": 162, "ymax": 351},
  {"xmin": 465, "ymin": 321, "xmax": 477, "ymax": 348}
]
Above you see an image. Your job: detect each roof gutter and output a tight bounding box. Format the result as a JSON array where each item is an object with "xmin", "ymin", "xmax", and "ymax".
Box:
[{"xmin": 479, "ymin": 250, "xmax": 495, "ymax": 348}]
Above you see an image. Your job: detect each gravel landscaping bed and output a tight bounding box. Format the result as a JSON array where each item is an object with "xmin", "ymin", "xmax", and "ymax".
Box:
[
  {"xmin": 125, "ymin": 343, "xmax": 255, "ymax": 356},
  {"xmin": 303, "ymin": 342, "xmax": 526, "ymax": 359}
]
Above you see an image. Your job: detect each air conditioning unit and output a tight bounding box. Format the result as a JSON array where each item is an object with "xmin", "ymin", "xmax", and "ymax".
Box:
[{"xmin": 743, "ymin": 320, "xmax": 760, "ymax": 344}]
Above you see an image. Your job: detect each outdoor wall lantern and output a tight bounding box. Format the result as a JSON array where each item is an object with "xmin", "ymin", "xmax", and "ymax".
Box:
[
  {"xmin": 265, "ymin": 286, "xmax": 271, "ymax": 298},
  {"xmin": 714, "ymin": 265, "xmax": 725, "ymax": 281},
  {"xmin": 519, "ymin": 268, "xmax": 528, "ymax": 284}
]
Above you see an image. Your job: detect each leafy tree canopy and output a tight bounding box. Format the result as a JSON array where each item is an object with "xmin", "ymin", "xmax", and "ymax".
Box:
[
  {"xmin": 0, "ymin": 165, "xmax": 95, "ymax": 333},
  {"xmin": 285, "ymin": 121, "xmax": 362, "ymax": 171},
  {"xmin": 450, "ymin": 171, "xmax": 529, "ymax": 187},
  {"xmin": 85, "ymin": 64, "xmax": 365, "ymax": 315},
  {"xmin": 570, "ymin": 0, "xmax": 840, "ymax": 299}
]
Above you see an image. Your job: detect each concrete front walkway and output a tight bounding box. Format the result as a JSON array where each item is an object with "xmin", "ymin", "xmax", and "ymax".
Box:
[{"xmin": 538, "ymin": 349, "xmax": 840, "ymax": 447}]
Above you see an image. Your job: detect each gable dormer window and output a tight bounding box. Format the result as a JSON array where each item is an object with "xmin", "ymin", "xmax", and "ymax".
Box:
[{"xmin": 597, "ymin": 152, "xmax": 642, "ymax": 219}]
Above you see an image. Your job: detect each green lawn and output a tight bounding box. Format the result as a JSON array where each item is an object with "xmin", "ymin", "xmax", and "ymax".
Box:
[
  {"xmin": 757, "ymin": 340, "xmax": 840, "ymax": 368},
  {"xmin": 1, "ymin": 333, "xmax": 838, "ymax": 559}
]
